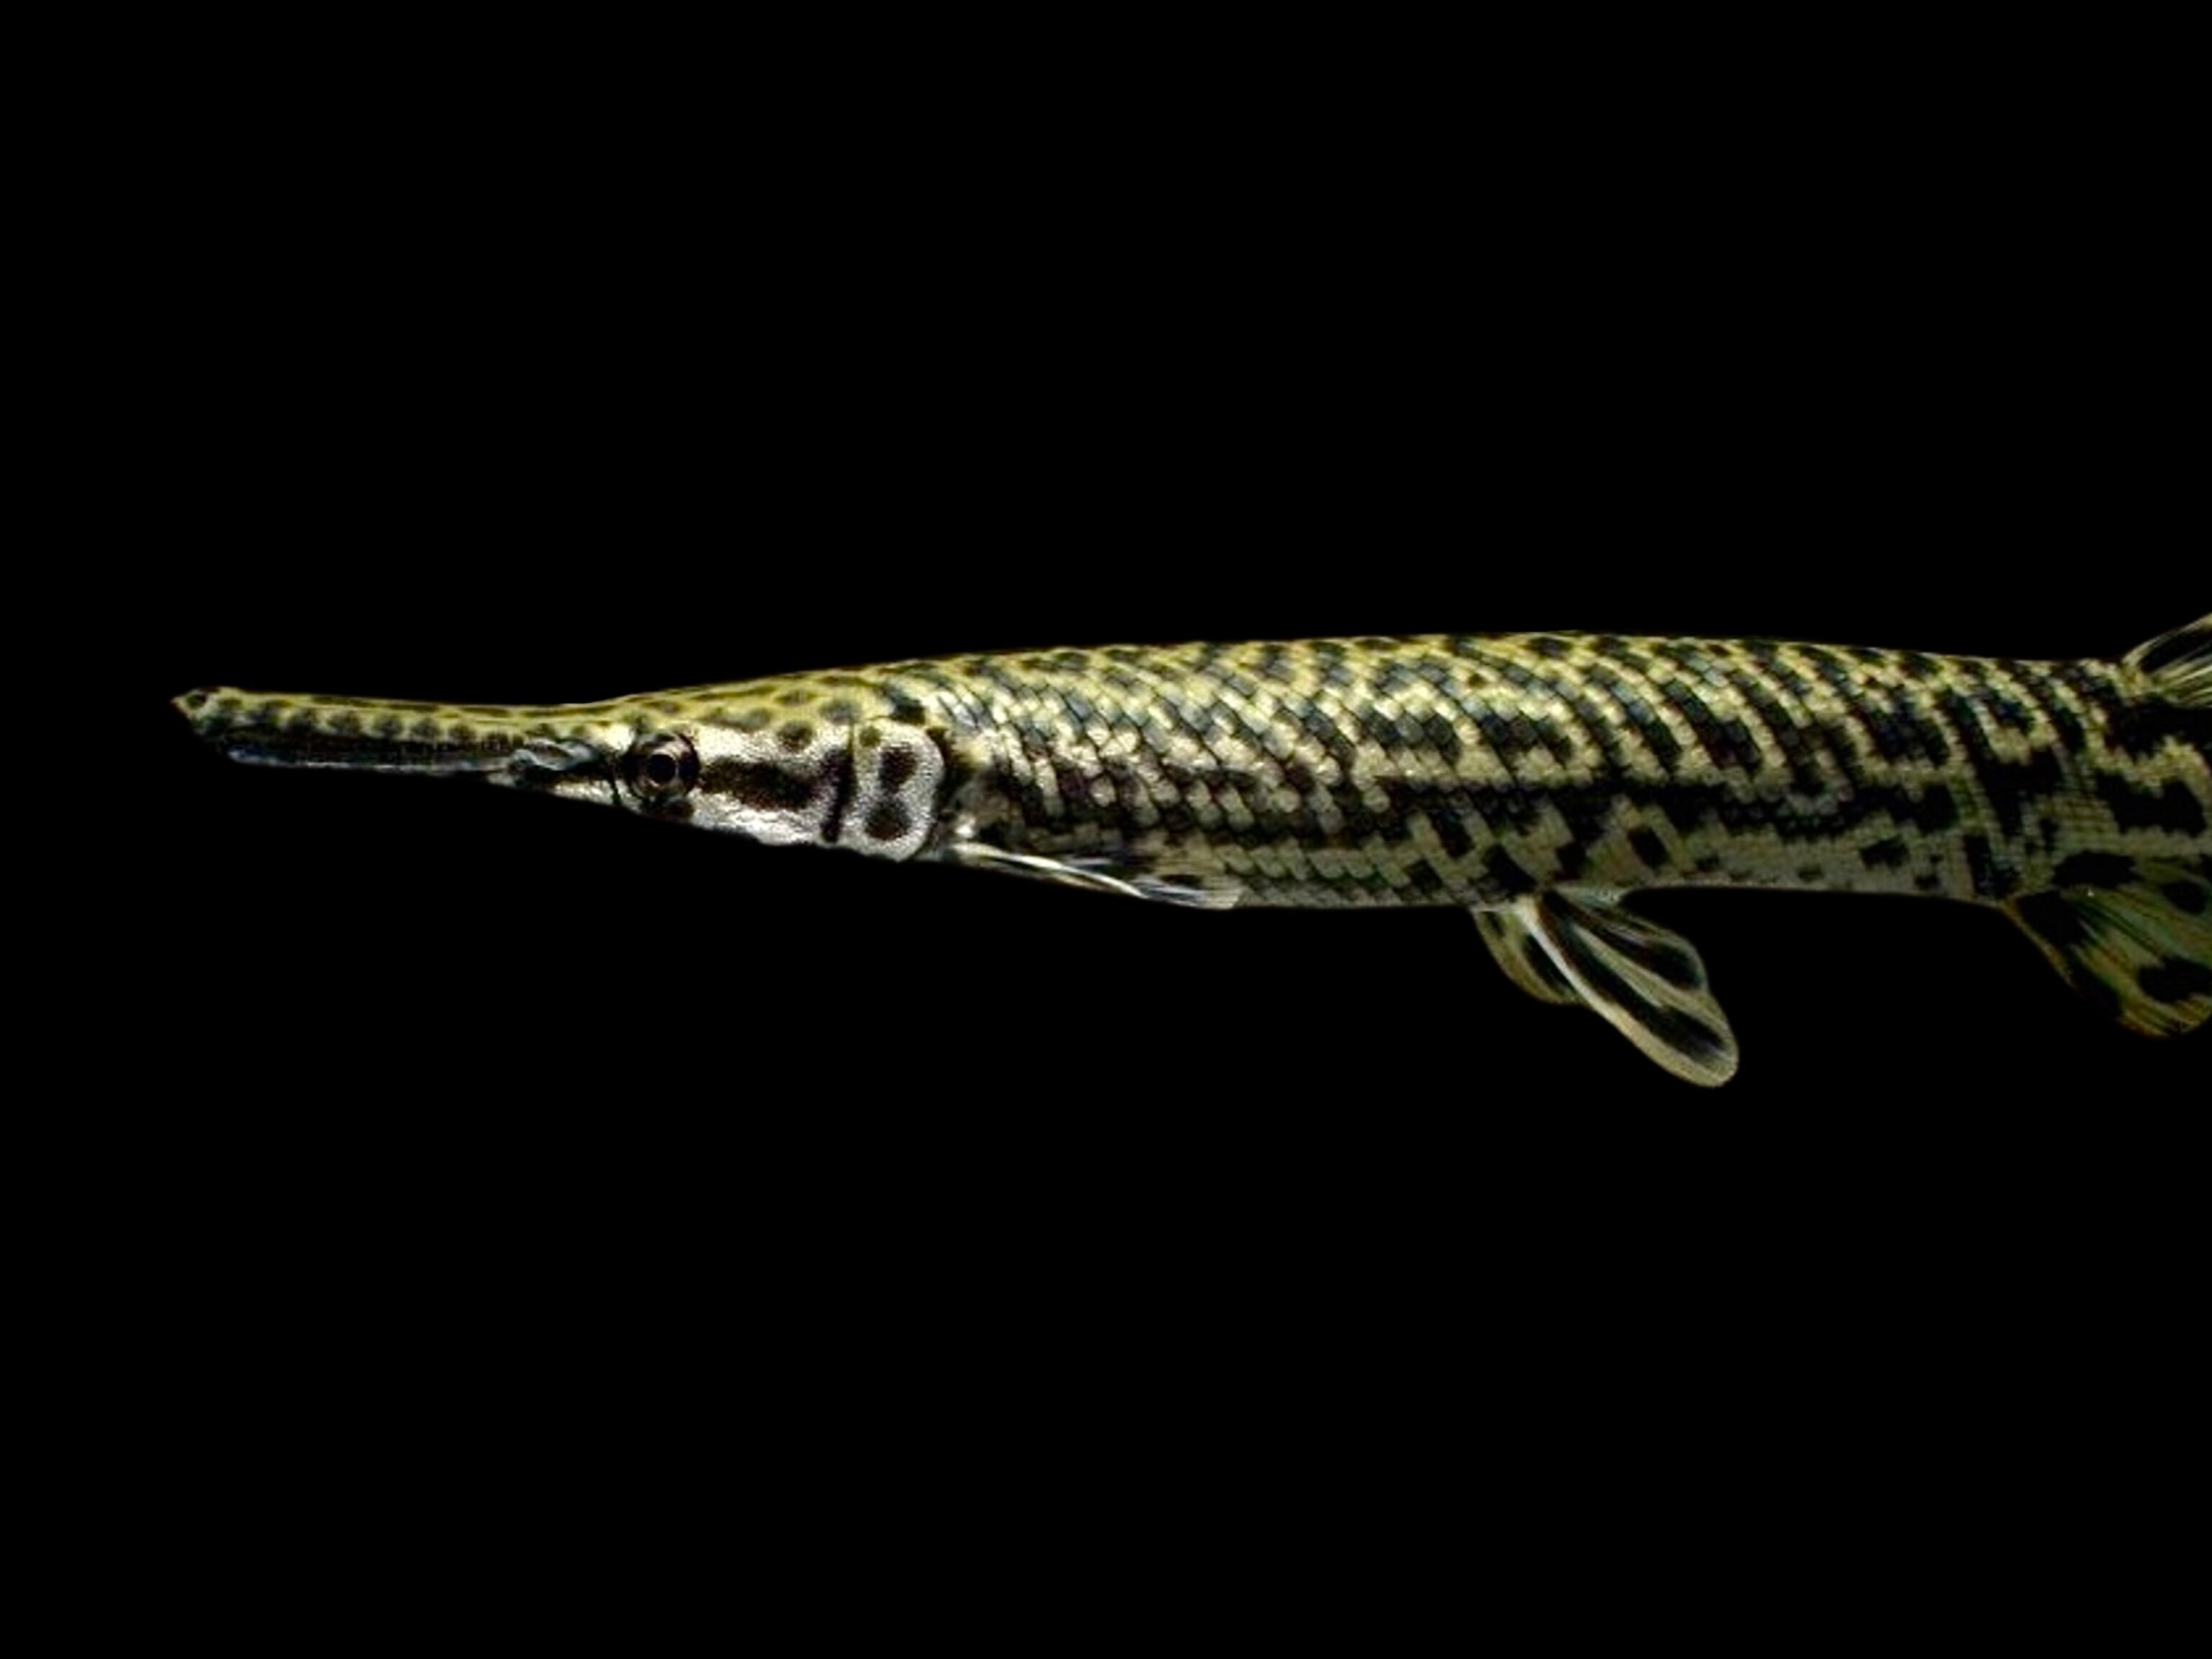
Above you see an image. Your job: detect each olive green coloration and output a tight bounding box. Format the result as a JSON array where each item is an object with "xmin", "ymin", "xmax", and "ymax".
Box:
[{"xmin": 176, "ymin": 616, "xmax": 2212, "ymax": 1085}]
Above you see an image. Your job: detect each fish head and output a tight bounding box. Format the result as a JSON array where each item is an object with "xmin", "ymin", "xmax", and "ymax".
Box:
[{"xmin": 174, "ymin": 682, "xmax": 943, "ymax": 860}]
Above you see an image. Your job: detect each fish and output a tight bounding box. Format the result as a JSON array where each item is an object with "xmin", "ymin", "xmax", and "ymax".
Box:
[{"xmin": 174, "ymin": 616, "xmax": 2211, "ymax": 1086}]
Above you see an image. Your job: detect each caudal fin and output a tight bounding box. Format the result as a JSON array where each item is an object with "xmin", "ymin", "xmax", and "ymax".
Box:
[{"xmin": 2013, "ymin": 618, "xmax": 2212, "ymax": 1033}]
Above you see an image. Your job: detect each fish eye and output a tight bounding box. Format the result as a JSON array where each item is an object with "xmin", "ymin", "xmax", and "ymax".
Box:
[{"xmin": 625, "ymin": 732, "xmax": 698, "ymax": 803}]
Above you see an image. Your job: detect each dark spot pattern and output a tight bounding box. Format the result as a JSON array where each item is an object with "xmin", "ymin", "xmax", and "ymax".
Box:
[
  {"xmin": 1915, "ymin": 784, "xmax": 1959, "ymax": 834},
  {"xmin": 1607, "ymin": 683, "xmax": 1680, "ymax": 772},
  {"xmin": 2098, "ymin": 775, "xmax": 2206, "ymax": 837},
  {"xmin": 704, "ymin": 762, "xmax": 816, "ymax": 812},
  {"xmin": 1481, "ymin": 846, "xmax": 1538, "ymax": 898},
  {"xmin": 819, "ymin": 752, "xmax": 855, "ymax": 844},
  {"xmin": 2137, "ymin": 958, "xmax": 2212, "ymax": 1004},
  {"xmin": 2054, "ymin": 851, "xmax": 2134, "ymax": 890},
  {"xmin": 1860, "ymin": 837, "xmax": 1908, "ymax": 870},
  {"xmin": 1427, "ymin": 809, "xmax": 1474, "ymax": 861},
  {"xmin": 1962, "ymin": 834, "xmax": 2018, "ymax": 901},
  {"xmin": 2160, "ymin": 881, "xmax": 2207, "ymax": 915},
  {"xmin": 878, "ymin": 747, "xmax": 918, "ymax": 794}
]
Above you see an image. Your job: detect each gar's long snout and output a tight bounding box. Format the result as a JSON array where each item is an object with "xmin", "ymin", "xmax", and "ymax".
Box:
[{"xmin": 174, "ymin": 686, "xmax": 541, "ymax": 774}]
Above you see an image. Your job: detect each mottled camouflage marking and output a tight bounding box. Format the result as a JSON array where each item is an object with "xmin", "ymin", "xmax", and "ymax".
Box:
[
  {"xmin": 175, "ymin": 619, "xmax": 2212, "ymax": 1080},
  {"xmin": 842, "ymin": 634, "xmax": 2205, "ymax": 916},
  {"xmin": 174, "ymin": 630, "xmax": 2211, "ymax": 911}
]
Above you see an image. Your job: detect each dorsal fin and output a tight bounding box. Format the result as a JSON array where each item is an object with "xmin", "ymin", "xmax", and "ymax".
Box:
[{"xmin": 2125, "ymin": 613, "xmax": 2212, "ymax": 708}]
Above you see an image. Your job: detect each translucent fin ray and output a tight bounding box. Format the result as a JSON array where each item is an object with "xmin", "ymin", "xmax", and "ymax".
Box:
[
  {"xmin": 1473, "ymin": 909, "xmax": 1581, "ymax": 1006},
  {"xmin": 1511, "ymin": 889, "xmax": 1740, "ymax": 1087},
  {"xmin": 948, "ymin": 844, "xmax": 1244, "ymax": 909},
  {"xmin": 2124, "ymin": 613, "xmax": 2212, "ymax": 708}
]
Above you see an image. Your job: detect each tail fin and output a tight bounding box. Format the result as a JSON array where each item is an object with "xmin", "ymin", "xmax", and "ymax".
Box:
[
  {"xmin": 2015, "ymin": 616, "xmax": 2212, "ymax": 1032},
  {"xmin": 2125, "ymin": 613, "xmax": 2212, "ymax": 708}
]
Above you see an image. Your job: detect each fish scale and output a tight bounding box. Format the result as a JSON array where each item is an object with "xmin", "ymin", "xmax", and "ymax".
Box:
[
  {"xmin": 895, "ymin": 634, "xmax": 2167, "ymax": 908},
  {"xmin": 175, "ymin": 617, "xmax": 2212, "ymax": 1085}
]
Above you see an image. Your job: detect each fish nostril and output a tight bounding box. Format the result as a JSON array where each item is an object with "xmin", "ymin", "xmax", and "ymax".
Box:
[{"xmin": 174, "ymin": 687, "xmax": 216, "ymax": 718}]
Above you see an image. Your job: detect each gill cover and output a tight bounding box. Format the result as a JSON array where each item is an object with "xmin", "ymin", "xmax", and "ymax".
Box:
[
  {"xmin": 837, "ymin": 720, "xmax": 943, "ymax": 860},
  {"xmin": 608, "ymin": 713, "xmax": 943, "ymax": 860}
]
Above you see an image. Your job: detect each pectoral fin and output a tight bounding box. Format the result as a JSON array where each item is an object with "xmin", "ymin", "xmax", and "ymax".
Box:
[
  {"xmin": 950, "ymin": 843, "xmax": 1245, "ymax": 909},
  {"xmin": 1482, "ymin": 889, "xmax": 1740, "ymax": 1087}
]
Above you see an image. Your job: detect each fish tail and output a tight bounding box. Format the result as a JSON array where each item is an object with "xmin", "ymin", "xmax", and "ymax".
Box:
[{"xmin": 2002, "ymin": 615, "xmax": 2212, "ymax": 1035}]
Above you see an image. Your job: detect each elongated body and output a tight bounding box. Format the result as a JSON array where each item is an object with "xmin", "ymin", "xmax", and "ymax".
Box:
[{"xmin": 176, "ymin": 619, "xmax": 2212, "ymax": 1084}]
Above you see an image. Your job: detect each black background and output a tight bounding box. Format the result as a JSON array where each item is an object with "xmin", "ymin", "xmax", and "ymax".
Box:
[
  {"xmin": 130, "ymin": 118, "xmax": 2199, "ymax": 1123},
  {"xmin": 99, "ymin": 30, "xmax": 2202, "ymax": 1578}
]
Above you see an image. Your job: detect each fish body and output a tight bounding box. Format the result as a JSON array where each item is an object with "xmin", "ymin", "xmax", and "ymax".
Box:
[{"xmin": 176, "ymin": 619, "xmax": 2212, "ymax": 1084}]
